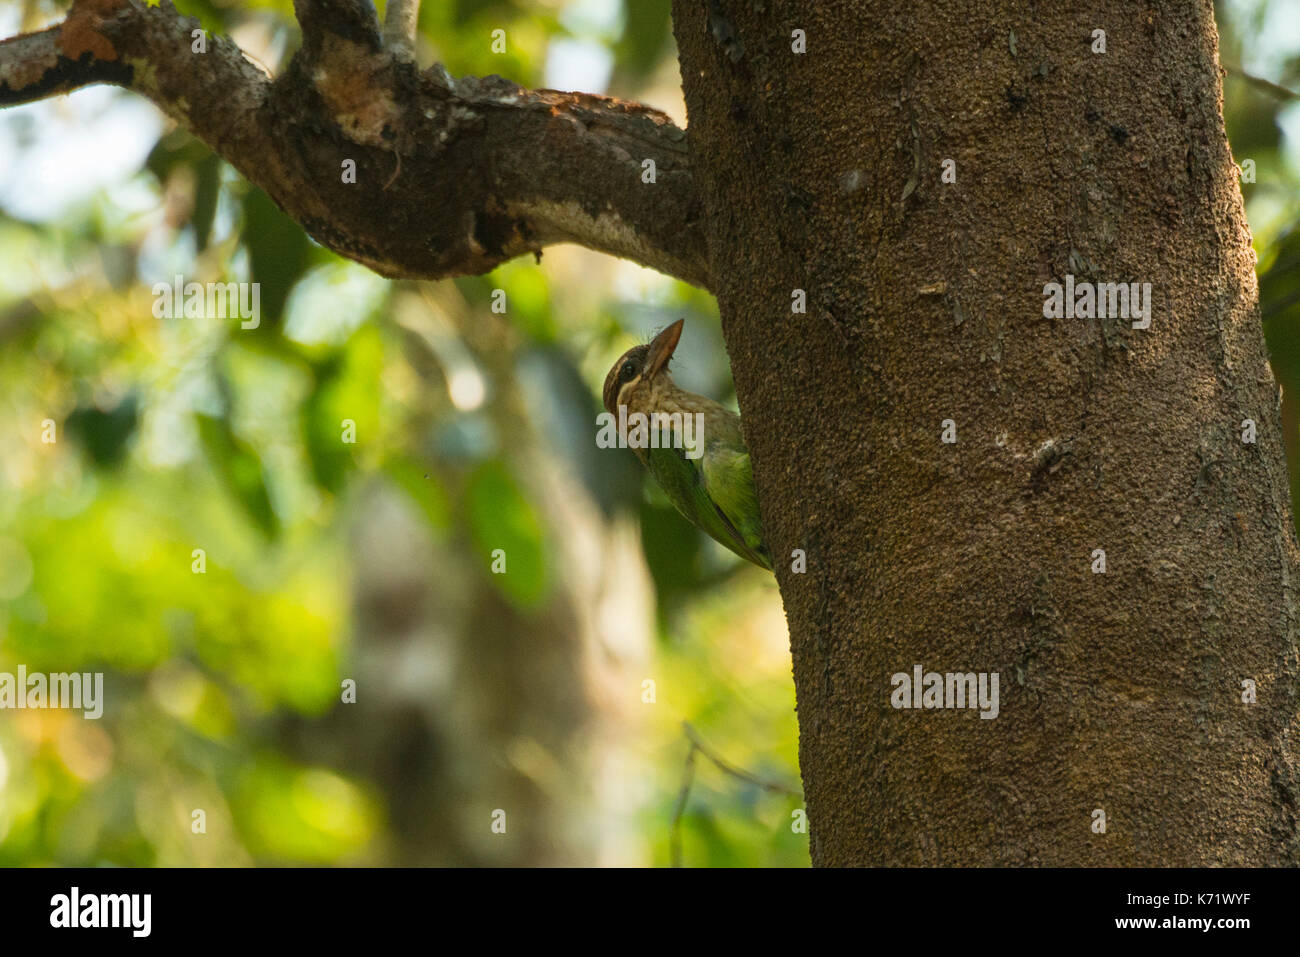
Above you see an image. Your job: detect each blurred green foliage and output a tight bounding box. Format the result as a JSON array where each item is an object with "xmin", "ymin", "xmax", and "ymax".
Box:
[
  {"xmin": 0, "ymin": 0, "xmax": 800, "ymax": 867},
  {"xmin": 0, "ymin": 0, "xmax": 1295, "ymax": 867}
]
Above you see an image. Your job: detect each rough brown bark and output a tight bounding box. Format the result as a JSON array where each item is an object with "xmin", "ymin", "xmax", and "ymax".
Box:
[{"xmin": 672, "ymin": 0, "xmax": 1300, "ymax": 865}]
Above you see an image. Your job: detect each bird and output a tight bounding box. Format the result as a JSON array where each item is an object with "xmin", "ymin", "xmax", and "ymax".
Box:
[{"xmin": 602, "ymin": 319, "xmax": 771, "ymax": 570}]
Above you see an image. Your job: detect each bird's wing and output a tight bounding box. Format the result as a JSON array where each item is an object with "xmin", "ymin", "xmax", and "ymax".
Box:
[
  {"xmin": 701, "ymin": 444, "xmax": 771, "ymax": 569},
  {"xmin": 644, "ymin": 444, "xmax": 771, "ymax": 570}
]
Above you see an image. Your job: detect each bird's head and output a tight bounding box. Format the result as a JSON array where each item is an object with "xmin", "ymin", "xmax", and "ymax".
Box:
[{"xmin": 602, "ymin": 318, "xmax": 683, "ymax": 416}]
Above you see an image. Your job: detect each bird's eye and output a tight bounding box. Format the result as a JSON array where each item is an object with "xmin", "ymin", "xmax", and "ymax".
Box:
[{"xmin": 618, "ymin": 360, "xmax": 638, "ymax": 383}]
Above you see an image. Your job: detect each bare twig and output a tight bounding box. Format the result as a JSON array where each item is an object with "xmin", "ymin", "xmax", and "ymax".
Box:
[
  {"xmin": 383, "ymin": 0, "xmax": 420, "ymax": 62},
  {"xmin": 683, "ymin": 722, "xmax": 802, "ymax": 796},
  {"xmin": 668, "ymin": 744, "xmax": 697, "ymax": 868},
  {"xmin": 668, "ymin": 722, "xmax": 802, "ymax": 867},
  {"xmin": 1223, "ymin": 63, "xmax": 1298, "ymax": 100}
]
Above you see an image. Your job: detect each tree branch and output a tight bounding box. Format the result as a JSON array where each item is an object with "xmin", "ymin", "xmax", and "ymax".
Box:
[
  {"xmin": 667, "ymin": 722, "xmax": 802, "ymax": 867},
  {"xmin": 1223, "ymin": 62, "xmax": 1299, "ymax": 100},
  {"xmin": 382, "ymin": 0, "xmax": 420, "ymax": 62},
  {"xmin": 293, "ymin": 0, "xmax": 382, "ymax": 62},
  {"xmin": 0, "ymin": 0, "xmax": 710, "ymax": 288}
]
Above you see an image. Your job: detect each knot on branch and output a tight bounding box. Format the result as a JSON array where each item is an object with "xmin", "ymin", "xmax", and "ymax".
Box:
[
  {"xmin": 58, "ymin": 0, "xmax": 128, "ymax": 61},
  {"xmin": 293, "ymin": 0, "xmax": 382, "ymax": 62}
]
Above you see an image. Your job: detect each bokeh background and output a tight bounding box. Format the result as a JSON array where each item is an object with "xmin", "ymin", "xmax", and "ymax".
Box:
[{"xmin": 0, "ymin": 0, "xmax": 1296, "ymax": 866}]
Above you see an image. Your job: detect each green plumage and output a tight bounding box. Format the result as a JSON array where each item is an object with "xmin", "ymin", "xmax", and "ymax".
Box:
[
  {"xmin": 644, "ymin": 427, "xmax": 770, "ymax": 570},
  {"xmin": 603, "ymin": 319, "xmax": 771, "ymax": 570}
]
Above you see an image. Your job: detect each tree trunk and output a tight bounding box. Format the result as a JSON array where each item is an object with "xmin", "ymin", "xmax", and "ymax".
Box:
[{"xmin": 673, "ymin": 0, "xmax": 1300, "ymax": 865}]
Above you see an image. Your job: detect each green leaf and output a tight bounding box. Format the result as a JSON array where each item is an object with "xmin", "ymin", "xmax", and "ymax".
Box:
[
  {"xmin": 386, "ymin": 458, "xmax": 452, "ymax": 531},
  {"xmin": 613, "ymin": 0, "xmax": 672, "ymax": 86},
  {"xmin": 192, "ymin": 154, "xmax": 222, "ymax": 252},
  {"xmin": 241, "ymin": 187, "xmax": 311, "ymax": 332},
  {"xmin": 465, "ymin": 460, "xmax": 547, "ymax": 609},
  {"xmin": 302, "ymin": 355, "xmax": 352, "ymax": 495},
  {"xmin": 233, "ymin": 758, "xmax": 378, "ymax": 864},
  {"xmin": 66, "ymin": 392, "xmax": 138, "ymax": 468},
  {"xmin": 194, "ymin": 412, "xmax": 279, "ymax": 538},
  {"xmin": 301, "ymin": 326, "xmax": 384, "ymax": 494}
]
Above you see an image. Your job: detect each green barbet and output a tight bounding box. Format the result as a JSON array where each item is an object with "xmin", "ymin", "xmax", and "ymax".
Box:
[{"xmin": 602, "ymin": 319, "xmax": 771, "ymax": 570}]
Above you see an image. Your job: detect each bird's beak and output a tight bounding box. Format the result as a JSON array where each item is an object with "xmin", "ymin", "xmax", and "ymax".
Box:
[{"xmin": 645, "ymin": 319, "xmax": 684, "ymax": 378}]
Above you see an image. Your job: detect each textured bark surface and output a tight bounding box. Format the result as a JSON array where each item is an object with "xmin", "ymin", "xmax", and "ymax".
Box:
[{"xmin": 673, "ymin": 0, "xmax": 1300, "ymax": 865}]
